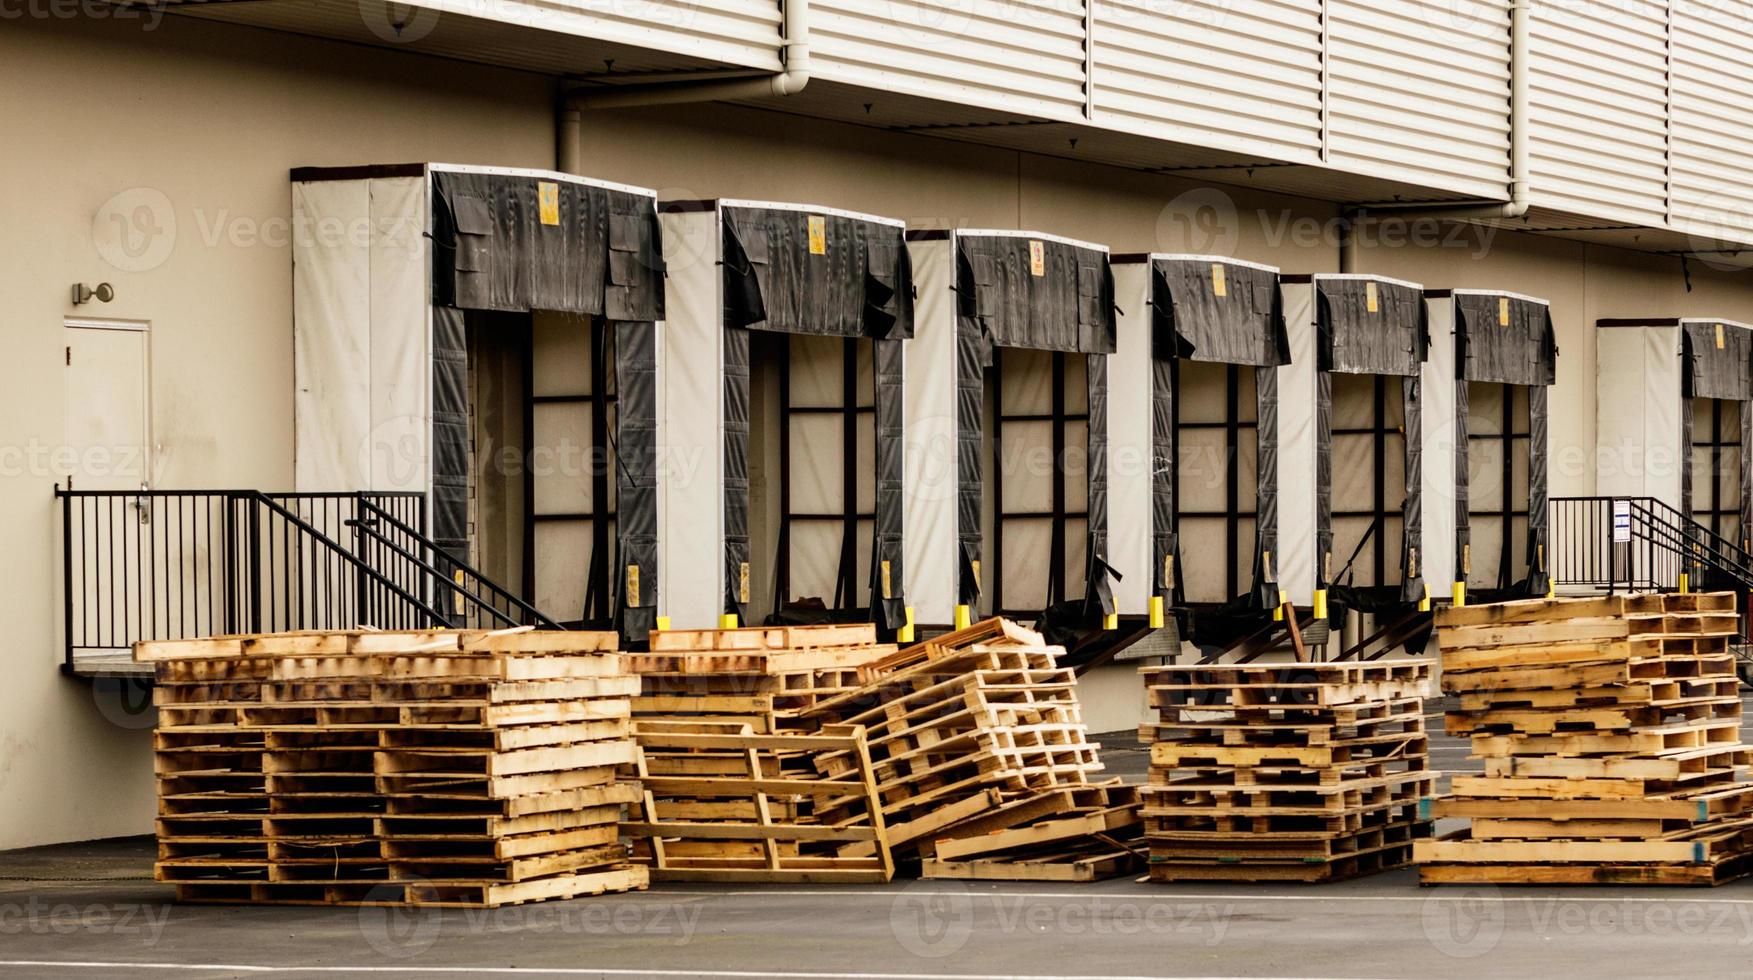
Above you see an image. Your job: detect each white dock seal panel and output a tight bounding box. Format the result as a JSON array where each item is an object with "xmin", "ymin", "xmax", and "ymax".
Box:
[
  {"xmin": 1279, "ymin": 274, "xmax": 1430, "ymax": 615},
  {"xmin": 657, "ymin": 200, "xmax": 913, "ymax": 633},
  {"xmin": 1597, "ymin": 317, "xmax": 1753, "ymax": 550},
  {"xmin": 904, "ymin": 229, "xmax": 1117, "ymax": 634},
  {"xmin": 1434, "ymin": 290, "xmax": 1557, "ymax": 600},
  {"xmin": 291, "ymin": 163, "xmax": 664, "ymax": 636}
]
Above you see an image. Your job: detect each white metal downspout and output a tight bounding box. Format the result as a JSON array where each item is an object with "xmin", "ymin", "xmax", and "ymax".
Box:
[
  {"xmin": 1347, "ymin": 0, "xmax": 1530, "ymax": 222},
  {"xmin": 557, "ymin": 0, "xmax": 811, "ymax": 173}
]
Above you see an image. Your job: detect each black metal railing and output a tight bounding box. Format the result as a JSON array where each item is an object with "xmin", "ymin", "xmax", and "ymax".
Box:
[
  {"xmin": 56, "ymin": 489, "xmax": 557, "ymax": 672},
  {"xmin": 1551, "ymin": 496, "xmax": 1753, "ymax": 595},
  {"xmin": 349, "ymin": 497, "xmax": 559, "ymax": 633}
]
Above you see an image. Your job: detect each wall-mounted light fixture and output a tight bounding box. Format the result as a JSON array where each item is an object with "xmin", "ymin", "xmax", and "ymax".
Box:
[{"xmin": 71, "ymin": 283, "xmax": 114, "ymax": 306}]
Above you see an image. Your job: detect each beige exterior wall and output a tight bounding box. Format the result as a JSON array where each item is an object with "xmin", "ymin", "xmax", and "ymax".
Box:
[
  {"xmin": 8, "ymin": 16, "xmax": 1753, "ymax": 846},
  {"xmin": 0, "ymin": 17, "xmax": 553, "ymax": 849}
]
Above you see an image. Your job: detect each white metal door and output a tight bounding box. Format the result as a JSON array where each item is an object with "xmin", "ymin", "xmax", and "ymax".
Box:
[
  {"xmin": 63, "ymin": 319, "xmax": 153, "ymax": 658},
  {"xmin": 64, "ymin": 319, "xmax": 151, "ymax": 492}
]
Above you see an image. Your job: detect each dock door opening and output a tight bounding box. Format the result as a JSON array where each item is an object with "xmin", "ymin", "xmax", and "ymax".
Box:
[
  {"xmin": 1689, "ymin": 396, "xmax": 1746, "ymax": 545},
  {"xmin": 1173, "ymin": 360, "xmax": 1257, "ymax": 604},
  {"xmin": 291, "ymin": 165, "xmax": 663, "ymax": 639},
  {"xmin": 1462, "ymin": 382, "xmax": 1531, "ymax": 592},
  {"xmin": 987, "ymin": 347, "xmax": 1091, "ymax": 618},
  {"xmin": 950, "ymin": 231, "xmax": 1116, "ymax": 629},
  {"xmin": 1681, "ymin": 320, "xmax": 1753, "ymax": 562},
  {"xmin": 751, "ymin": 332, "xmax": 879, "ymax": 622},
  {"xmin": 1307, "ymin": 275, "xmax": 1429, "ymax": 613},
  {"xmin": 1140, "ymin": 255, "xmax": 1287, "ymax": 632},
  {"xmin": 527, "ymin": 314, "xmax": 620, "ymax": 624},
  {"xmin": 1328, "ymin": 372, "xmax": 1408, "ymax": 594},
  {"xmin": 1451, "ymin": 291, "xmax": 1554, "ymax": 599}
]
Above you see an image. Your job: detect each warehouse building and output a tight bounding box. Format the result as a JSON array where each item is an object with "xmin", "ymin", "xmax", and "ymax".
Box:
[{"xmin": 10, "ymin": 3, "xmax": 1753, "ymax": 849}]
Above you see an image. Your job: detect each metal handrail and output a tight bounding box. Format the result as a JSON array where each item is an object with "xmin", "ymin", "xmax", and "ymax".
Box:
[
  {"xmin": 1551, "ymin": 495, "xmax": 1753, "ymax": 594},
  {"xmin": 1632, "ymin": 496, "xmax": 1753, "ymax": 568},
  {"xmin": 247, "ymin": 492, "xmax": 452, "ymax": 627},
  {"xmin": 55, "ymin": 488, "xmax": 479, "ymax": 672},
  {"xmin": 351, "ymin": 497, "xmax": 559, "ymax": 629}
]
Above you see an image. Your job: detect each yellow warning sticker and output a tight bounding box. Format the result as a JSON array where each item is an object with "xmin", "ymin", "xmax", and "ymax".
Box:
[
  {"xmin": 970, "ymin": 559, "xmax": 982, "ymax": 591},
  {"xmin": 1162, "ymin": 554, "xmax": 1176, "ymax": 589},
  {"xmin": 1718, "ymin": 323, "xmax": 1727, "ymax": 349},
  {"xmin": 625, "ymin": 565, "xmax": 640, "ymax": 608},
  {"xmin": 1499, "ymin": 296, "xmax": 1511, "ymax": 327},
  {"xmin": 1029, "ymin": 240, "xmax": 1045, "ymax": 277},
  {"xmin": 738, "ymin": 562, "xmax": 751, "ymax": 604},
  {"xmin": 538, "ymin": 181, "xmax": 560, "ymax": 226},
  {"xmin": 808, "ymin": 215, "xmax": 826, "ymax": 255},
  {"xmin": 1211, "ymin": 263, "xmax": 1227, "ymax": 298},
  {"xmin": 881, "ymin": 560, "xmax": 893, "ymax": 599},
  {"xmin": 1365, "ymin": 281, "xmax": 1379, "ymax": 313}
]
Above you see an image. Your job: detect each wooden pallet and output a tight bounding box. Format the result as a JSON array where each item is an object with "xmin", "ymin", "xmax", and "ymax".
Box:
[
  {"xmin": 624, "ymin": 720, "xmax": 894, "ymax": 883},
  {"xmin": 780, "ymin": 619, "xmax": 1137, "ymax": 869},
  {"xmin": 1149, "ymin": 838, "xmax": 1421, "ymax": 883},
  {"xmin": 141, "ymin": 628, "xmax": 645, "ymax": 908},
  {"xmin": 1421, "ymin": 592, "xmax": 1753, "ymax": 885},
  {"xmin": 629, "ymin": 625, "xmax": 890, "ymax": 736},
  {"xmin": 1138, "ymin": 654, "xmax": 1435, "ymax": 884},
  {"xmin": 169, "ymin": 865, "xmax": 650, "ymax": 907}
]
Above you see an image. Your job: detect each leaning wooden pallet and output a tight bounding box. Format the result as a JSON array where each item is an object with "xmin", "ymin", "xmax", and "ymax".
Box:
[
  {"xmin": 141, "ymin": 628, "xmax": 648, "ymax": 907},
  {"xmin": 1138, "ymin": 660, "xmax": 1437, "ymax": 883},
  {"xmin": 624, "ymin": 720, "xmax": 894, "ymax": 883},
  {"xmin": 1416, "ymin": 592, "xmax": 1753, "ymax": 886},
  {"xmin": 800, "ymin": 619, "xmax": 1145, "ymax": 882}
]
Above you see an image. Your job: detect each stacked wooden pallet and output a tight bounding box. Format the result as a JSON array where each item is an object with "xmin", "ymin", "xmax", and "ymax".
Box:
[
  {"xmin": 628, "ymin": 623, "xmax": 894, "ymax": 733},
  {"xmin": 1139, "ymin": 659, "xmax": 1436, "ymax": 882},
  {"xmin": 621, "ymin": 623, "xmax": 896, "ymax": 882},
  {"xmin": 1417, "ymin": 592, "xmax": 1753, "ymax": 885},
  {"xmin": 140, "ymin": 629, "xmax": 647, "ymax": 907},
  {"xmin": 801, "ymin": 619, "xmax": 1146, "ymax": 882}
]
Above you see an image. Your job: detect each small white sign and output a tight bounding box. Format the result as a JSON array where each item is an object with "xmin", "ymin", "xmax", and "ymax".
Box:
[{"xmin": 1612, "ymin": 500, "xmax": 1632, "ymax": 543}]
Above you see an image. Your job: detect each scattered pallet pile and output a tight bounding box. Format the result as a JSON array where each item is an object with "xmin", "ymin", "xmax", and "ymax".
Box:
[
  {"xmin": 621, "ymin": 623, "xmax": 896, "ymax": 882},
  {"xmin": 801, "ymin": 619, "xmax": 1146, "ymax": 882},
  {"xmin": 140, "ymin": 629, "xmax": 648, "ymax": 907},
  {"xmin": 1417, "ymin": 592, "xmax": 1753, "ymax": 885},
  {"xmin": 1138, "ymin": 659, "xmax": 1437, "ymax": 882}
]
